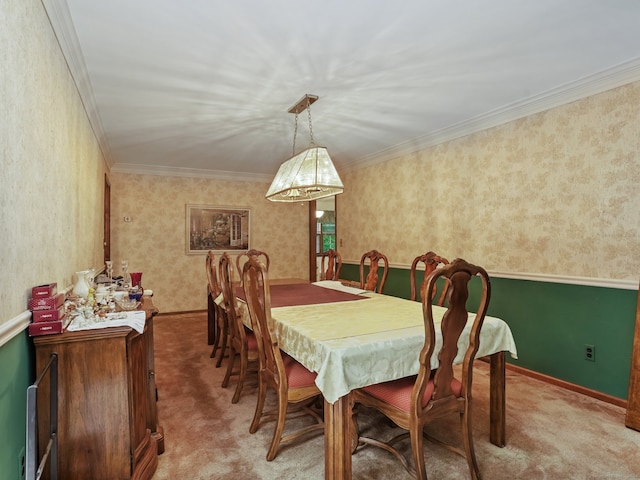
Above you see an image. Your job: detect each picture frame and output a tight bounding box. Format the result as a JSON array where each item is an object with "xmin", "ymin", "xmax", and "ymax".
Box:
[{"xmin": 186, "ymin": 204, "xmax": 250, "ymax": 254}]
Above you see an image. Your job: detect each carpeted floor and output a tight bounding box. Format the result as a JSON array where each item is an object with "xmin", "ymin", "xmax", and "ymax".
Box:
[{"xmin": 152, "ymin": 312, "xmax": 640, "ymax": 480}]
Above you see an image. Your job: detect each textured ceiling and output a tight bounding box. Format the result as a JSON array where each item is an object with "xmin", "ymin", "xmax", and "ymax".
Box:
[{"xmin": 48, "ymin": 0, "xmax": 640, "ymax": 180}]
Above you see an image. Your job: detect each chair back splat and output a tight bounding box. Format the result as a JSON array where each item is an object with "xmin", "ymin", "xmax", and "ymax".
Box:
[
  {"xmin": 352, "ymin": 258, "xmax": 491, "ymax": 480},
  {"xmin": 410, "ymin": 251, "xmax": 450, "ymax": 304},
  {"xmin": 359, "ymin": 249, "xmax": 389, "ymax": 293},
  {"xmin": 242, "ymin": 257, "xmax": 323, "ymax": 461},
  {"xmin": 320, "ymin": 249, "xmax": 343, "ymax": 281}
]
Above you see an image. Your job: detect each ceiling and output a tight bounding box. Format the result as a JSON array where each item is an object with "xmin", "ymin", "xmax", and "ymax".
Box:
[{"xmin": 46, "ymin": 0, "xmax": 640, "ymax": 182}]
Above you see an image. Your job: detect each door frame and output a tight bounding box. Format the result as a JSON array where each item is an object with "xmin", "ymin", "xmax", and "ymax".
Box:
[{"xmin": 103, "ymin": 174, "xmax": 111, "ymax": 263}]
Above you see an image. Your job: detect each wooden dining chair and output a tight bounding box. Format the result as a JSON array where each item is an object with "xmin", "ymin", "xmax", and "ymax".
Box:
[
  {"xmin": 410, "ymin": 251, "xmax": 450, "ymax": 305},
  {"xmin": 319, "ymin": 249, "xmax": 343, "ymax": 281},
  {"xmin": 219, "ymin": 252, "xmax": 259, "ymax": 403},
  {"xmin": 205, "ymin": 251, "xmax": 228, "ymax": 362},
  {"xmin": 352, "ymin": 258, "xmax": 491, "ymax": 480},
  {"xmin": 359, "ymin": 249, "xmax": 389, "ymax": 293},
  {"xmin": 236, "ymin": 249, "xmax": 270, "ymax": 284},
  {"xmin": 242, "ymin": 256, "xmax": 324, "ymax": 461}
]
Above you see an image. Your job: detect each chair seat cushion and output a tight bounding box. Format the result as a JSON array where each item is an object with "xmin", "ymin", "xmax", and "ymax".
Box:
[
  {"xmin": 362, "ymin": 375, "xmax": 462, "ymax": 412},
  {"xmin": 283, "ymin": 354, "xmax": 318, "ymax": 388},
  {"xmin": 246, "ymin": 329, "xmax": 259, "ymax": 351}
]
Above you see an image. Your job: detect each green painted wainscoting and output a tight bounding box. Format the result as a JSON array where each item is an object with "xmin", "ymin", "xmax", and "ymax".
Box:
[
  {"xmin": 0, "ymin": 330, "xmax": 34, "ymax": 480},
  {"xmin": 340, "ymin": 263, "xmax": 637, "ymax": 401}
]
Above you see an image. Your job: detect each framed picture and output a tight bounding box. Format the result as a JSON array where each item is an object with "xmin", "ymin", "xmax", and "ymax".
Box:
[{"xmin": 186, "ymin": 204, "xmax": 250, "ymax": 254}]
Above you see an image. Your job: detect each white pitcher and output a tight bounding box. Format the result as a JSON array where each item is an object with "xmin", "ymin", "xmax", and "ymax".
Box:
[{"xmin": 72, "ymin": 270, "xmax": 91, "ymax": 298}]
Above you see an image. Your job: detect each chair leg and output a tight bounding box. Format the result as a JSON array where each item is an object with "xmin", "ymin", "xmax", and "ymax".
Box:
[
  {"xmin": 215, "ymin": 315, "xmax": 229, "ymax": 367},
  {"xmin": 410, "ymin": 425, "xmax": 428, "ymax": 480},
  {"xmin": 231, "ymin": 347, "xmax": 247, "ymax": 404},
  {"xmin": 211, "ymin": 307, "xmax": 225, "ymax": 358},
  {"xmin": 250, "ymin": 377, "xmax": 267, "ymax": 434},
  {"xmin": 222, "ymin": 345, "xmax": 236, "ymax": 388},
  {"xmin": 461, "ymin": 409, "xmax": 481, "ymax": 480},
  {"xmin": 266, "ymin": 392, "xmax": 289, "ymax": 461},
  {"xmin": 351, "ymin": 403, "xmax": 360, "ymax": 454}
]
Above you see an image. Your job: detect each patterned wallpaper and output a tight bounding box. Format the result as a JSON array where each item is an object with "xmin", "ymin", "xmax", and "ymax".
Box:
[
  {"xmin": 110, "ymin": 173, "xmax": 308, "ymax": 312},
  {"xmin": 1, "ymin": 0, "xmax": 106, "ymax": 325},
  {"xmin": 338, "ymin": 81, "xmax": 640, "ymax": 281}
]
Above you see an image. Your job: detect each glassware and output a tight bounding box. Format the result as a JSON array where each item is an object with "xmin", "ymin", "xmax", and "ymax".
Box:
[
  {"xmin": 129, "ymin": 272, "xmax": 143, "ymax": 300},
  {"xmin": 105, "ymin": 261, "xmax": 113, "ymax": 284},
  {"xmin": 86, "ymin": 268, "xmax": 96, "ymax": 289},
  {"xmin": 130, "ymin": 272, "xmax": 142, "ymax": 288},
  {"xmin": 121, "ymin": 260, "xmax": 130, "ymax": 288}
]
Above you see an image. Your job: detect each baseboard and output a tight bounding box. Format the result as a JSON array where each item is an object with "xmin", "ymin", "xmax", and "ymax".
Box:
[
  {"xmin": 505, "ymin": 362, "xmax": 628, "ymax": 409},
  {"xmin": 156, "ymin": 309, "xmax": 206, "ymax": 316}
]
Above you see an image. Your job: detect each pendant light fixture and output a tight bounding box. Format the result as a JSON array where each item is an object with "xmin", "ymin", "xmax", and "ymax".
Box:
[{"xmin": 266, "ymin": 94, "xmax": 344, "ymax": 202}]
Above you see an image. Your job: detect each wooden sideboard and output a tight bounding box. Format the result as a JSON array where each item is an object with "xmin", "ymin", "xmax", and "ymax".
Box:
[
  {"xmin": 33, "ymin": 297, "xmax": 164, "ymax": 480},
  {"xmin": 626, "ymin": 284, "xmax": 640, "ymax": 431}
]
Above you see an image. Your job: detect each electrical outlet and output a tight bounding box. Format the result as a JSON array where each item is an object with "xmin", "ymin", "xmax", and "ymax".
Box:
[
  {"xmin": 584, "ymin": 344, "xmax": 596, "ymax": 362},
  {"xmin": 18, "ymin": 447, "xmax": 25, "ymax": 480}
]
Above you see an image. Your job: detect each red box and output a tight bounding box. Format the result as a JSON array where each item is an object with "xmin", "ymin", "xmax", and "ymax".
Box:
[
  {"xmin": 28, "ymin": 320, "xmax": 64, "ymax": 336},
  {"xmin": 31, "ymin": 283, "xmax": 58, "ymax": 298},
  {"xmin": 28, "ymin": 293, "xmax": 65, "ymax": 311},
  {"xmin": 32, "ymin": 305, "xmax": 66, "ymax": 323}
]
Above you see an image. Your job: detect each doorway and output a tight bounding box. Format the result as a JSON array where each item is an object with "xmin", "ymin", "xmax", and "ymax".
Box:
[{"xmin": 309, "ymin": 196, "xmax": 336, "ymax": 282}]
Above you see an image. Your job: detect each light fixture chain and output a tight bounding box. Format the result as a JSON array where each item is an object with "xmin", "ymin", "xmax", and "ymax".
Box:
[
  {"xmin": 307, "ymin": 96, "xmax": 315, "ymax": 146},
  {"xmin": 292, "ymin": 111, "xmax": 299, "ymax": 156}
]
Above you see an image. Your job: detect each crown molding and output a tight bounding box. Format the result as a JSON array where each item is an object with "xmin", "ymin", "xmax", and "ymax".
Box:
[
  {"xmin": 344, "ymin": 57, "xmax": 640, "ymax": 172},
  {"xmin": 110, "ymin": 163, "xmax": 273, "ymax": 182}
]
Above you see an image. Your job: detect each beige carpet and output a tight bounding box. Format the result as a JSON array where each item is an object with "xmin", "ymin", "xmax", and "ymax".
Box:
[{"xmin": 152, "ymin": 312, "xmax": 640, "ymax": 480}]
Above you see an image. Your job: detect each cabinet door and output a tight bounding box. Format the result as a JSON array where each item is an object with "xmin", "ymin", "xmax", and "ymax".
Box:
[
  {"xmin": 144, "ymin": 316, "xmax": 164, "ymax": 453},
  {"xmin": 35, "ymin": 333, "xmax": 131, "ymax": 480},
  {"xmin": 128, "ymin": 331, "xmax": 152, "ymax": 463}
]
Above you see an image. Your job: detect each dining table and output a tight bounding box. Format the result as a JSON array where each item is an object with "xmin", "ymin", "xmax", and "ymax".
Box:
[{"xmin": 232, "ymin": 279, "xmax": 518, "ymax": 480}]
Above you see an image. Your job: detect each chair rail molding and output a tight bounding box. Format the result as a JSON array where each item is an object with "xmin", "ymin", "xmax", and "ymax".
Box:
[
  {"xmin": 342, "ymin": 261, "xmax": 638, "ymax": 290},
  {"xmin": 0, "ymin": 310, "xmax": 32, "ymax": 348}
]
